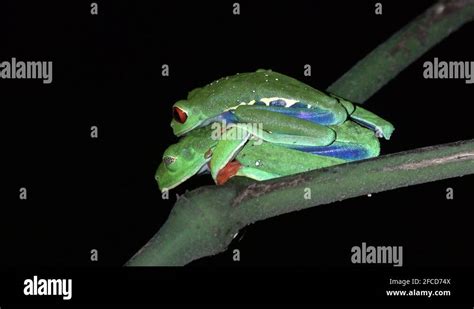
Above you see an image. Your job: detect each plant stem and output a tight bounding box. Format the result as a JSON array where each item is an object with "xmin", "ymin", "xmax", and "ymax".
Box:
[
  {"xmin": 127, "ymin": 139, "xmax": 474, "ymax": 266},
  {"xmin": 328, "ymin": 0, "xmax": 474, "ymax": 103},
  {"xmin": 126, "ymin": 0, "xmax": 474, "ymax": 266}
]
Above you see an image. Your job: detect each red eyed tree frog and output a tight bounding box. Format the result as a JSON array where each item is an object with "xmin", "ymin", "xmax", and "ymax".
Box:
[
  {"xmin": 156, "ymin": 121, "xmax": 380, "ymax": 192},
  {"xmin": 170, "ymin": 70, "xmax": 395, "ymax": 144}
]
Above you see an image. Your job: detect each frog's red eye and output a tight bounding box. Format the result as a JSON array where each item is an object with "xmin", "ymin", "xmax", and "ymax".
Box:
[{"xmin": 173, "ymin": 107, "xmax": 188, "ymax": 124}]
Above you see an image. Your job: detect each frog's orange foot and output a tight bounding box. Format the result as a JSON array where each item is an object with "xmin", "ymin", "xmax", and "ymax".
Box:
[{"xmin": 216, "ymin": 160, "xmax": 242, "ymax": 185}]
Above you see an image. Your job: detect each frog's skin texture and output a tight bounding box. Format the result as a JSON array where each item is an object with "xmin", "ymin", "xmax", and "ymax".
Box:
[
  {"xmin": 171, "ymin": 70, "xmax": 395, "ymax": 140},
  {"xmin": 156, "ymin": 121, "xmax": 380, "ymax": 191}
]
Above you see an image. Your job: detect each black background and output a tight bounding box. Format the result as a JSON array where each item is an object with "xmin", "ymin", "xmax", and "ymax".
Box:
[{"xmin": 1, "ymin": 0, "xmax": 473, "ymax": 305}]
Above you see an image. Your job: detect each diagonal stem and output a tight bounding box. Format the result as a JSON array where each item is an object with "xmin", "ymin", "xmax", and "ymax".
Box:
[
  {"xmin": 126, "ymin": 0, "xmax": 474, "ymax": 266},
  {"xmin": 127, "ymin": 140, "xmax": 474, "ymax": 266},
  {"xmin": 328, "ymin": 0, "xmax": 474, "ymax": 103}
]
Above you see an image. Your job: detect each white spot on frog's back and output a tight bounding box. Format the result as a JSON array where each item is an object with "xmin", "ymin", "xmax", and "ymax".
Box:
[
  {"xmin": 224, "ymin": 97, "xmax": 301, "ymax": 111},
  {"xmin": 259, "ymin": 97, "xmax": 299, "ymax": 107}
]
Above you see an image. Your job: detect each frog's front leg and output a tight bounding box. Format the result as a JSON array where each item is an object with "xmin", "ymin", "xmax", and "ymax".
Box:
[{"xmin": 209, "ymin": 125, "xmax": 251, "ymax": 182}]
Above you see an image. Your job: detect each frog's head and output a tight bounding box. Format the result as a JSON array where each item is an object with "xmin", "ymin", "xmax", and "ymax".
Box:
[
  {"xmin": 171, "ymin": 85, "xmax": 227, "ymax": 136},
  {"xmin": 171, "ymin": 99, "xmax": 204, "ymax": 136},
  {"xmin": 155, "ymin": 128, "xmax": 216, "ymax": 191},
  {"xmin": 171, "ymin": 99, "xmax": 224, "ymax": 137},
  {"xmin": 155, "ymin": 143, "xmax": 210, "ymax": 192}
]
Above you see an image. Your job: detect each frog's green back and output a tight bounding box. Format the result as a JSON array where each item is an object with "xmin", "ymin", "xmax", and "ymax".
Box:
[
  {"xmin": 194, "ymin": 70, "xmax": 344, "ymax": 112},
  {"xmin": 171, "ymin": 70, "xmax": 349, "ymax": 136}
]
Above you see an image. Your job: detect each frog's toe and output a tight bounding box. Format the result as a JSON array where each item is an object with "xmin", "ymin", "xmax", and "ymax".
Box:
[{"xmin": 378, "ymin": 124, "xmax": 395, "ymax": 140}]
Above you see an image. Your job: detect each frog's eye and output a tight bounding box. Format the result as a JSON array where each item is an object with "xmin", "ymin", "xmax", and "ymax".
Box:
[
  {"xmin": 163, "ymin": 155, "xmax": 176, "ymax": 166},
  {"xmin": 173, "ymin": 107, "xmax": 188, "ymax": 124}
]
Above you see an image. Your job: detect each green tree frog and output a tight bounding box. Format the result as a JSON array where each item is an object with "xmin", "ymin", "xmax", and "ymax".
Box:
[
  {"xmin": 156, "ymin": 121, "xmax": 380, "ymax": 192},
  {"xmin": 171, "ymin": 70, "xmax": 395, "ymax": 143}
]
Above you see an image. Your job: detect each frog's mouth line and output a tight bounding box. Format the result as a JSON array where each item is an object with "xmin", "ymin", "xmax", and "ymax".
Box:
[
  {"xmin": 159, "ymin": 160, "xmax": 210, "ymax": 191},
  {"xmin": 173, "ymin": 121, "xmax": 200, "ymax": 137}
]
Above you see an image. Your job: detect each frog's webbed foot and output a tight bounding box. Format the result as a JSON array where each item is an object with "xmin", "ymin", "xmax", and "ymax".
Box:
[{"xmin": 349, "ymin": 106, "xmax": 395, "ymax": 140}]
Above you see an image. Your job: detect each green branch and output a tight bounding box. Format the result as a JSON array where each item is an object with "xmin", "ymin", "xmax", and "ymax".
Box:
[
  {"xmin": 127, "ymin": 140, "xmax": 474, "ymax": 266},
  {"xmin": 328, "ymin": 0, "xmax": 474, "ymax": 103},
  {"xmin": 126, "ymin": 0, "xmax": 474, "ymax": 266}
]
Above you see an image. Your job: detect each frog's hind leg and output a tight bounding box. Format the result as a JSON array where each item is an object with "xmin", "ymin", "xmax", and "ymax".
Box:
[
  {"xmin": 291, "ymin": 141, "xmax": 380, "ymax": 161},
  {"xmin": 328, "ymin": 93, "xmax": 394, "ymax": 140},
  {"xmin": 210, "ymin": 121, "xmax": 335, "ymax": 181},
  {"xmin": 235, "ymin": 167, "xmax": 281, "ymax": 182},
  {"xmin": 233, "ymin": 106, "xmax": 337, "ymax": 146},
  {"xmin": 291, "ymin": 120, "xmax": 381, "ymax": 161},
  {"xmin": 215, "ymin": 162, "xmax": 283, "ymax": 185},
  {"xmin": 349, "ymin": 106, "xmax": 395, "ymax": 140},
  {"xmin": 245, "ymin": 104, "xmax": 340, "ymax": 126}
]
